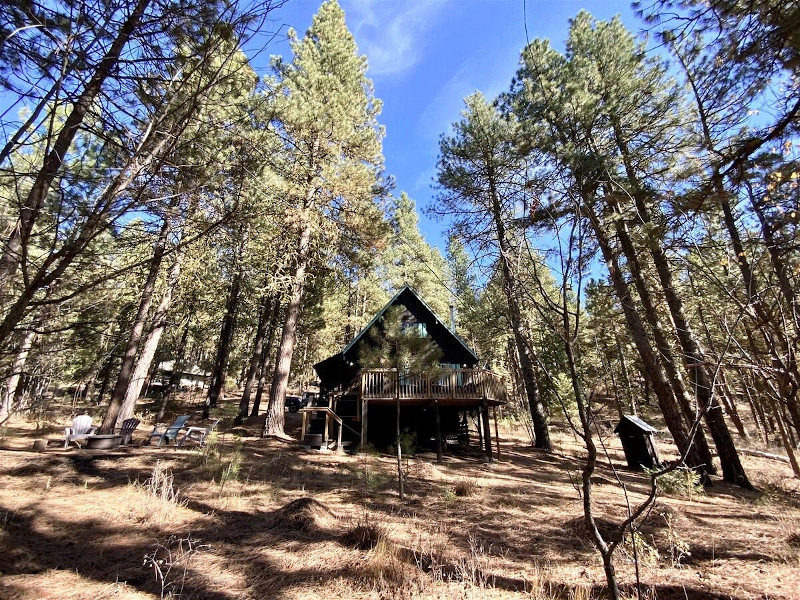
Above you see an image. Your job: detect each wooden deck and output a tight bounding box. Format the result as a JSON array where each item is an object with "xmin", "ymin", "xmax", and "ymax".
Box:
[{"xmin": 358, "ymin": 368, "xmax": 507, "ymax": 405}]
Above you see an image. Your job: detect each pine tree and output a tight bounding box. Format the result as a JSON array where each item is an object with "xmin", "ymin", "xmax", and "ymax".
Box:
[
  {"xmin": 262, "ymin": 0, "xmax": 385, "ymax": 438},
  {"xmin": 435, "ymin": 92, "xmax": 552, "ymax": 450}
]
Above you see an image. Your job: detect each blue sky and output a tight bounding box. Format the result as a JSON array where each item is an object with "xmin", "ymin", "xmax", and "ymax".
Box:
[{"xmin": 256, "ymin": 0, "xmax": 638, "ymax": 252}]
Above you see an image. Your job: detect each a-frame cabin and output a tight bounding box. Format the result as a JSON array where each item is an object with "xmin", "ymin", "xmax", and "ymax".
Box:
[{"xmin": 309, "ymin": 285, "xmax": 506, "ymax": 459}]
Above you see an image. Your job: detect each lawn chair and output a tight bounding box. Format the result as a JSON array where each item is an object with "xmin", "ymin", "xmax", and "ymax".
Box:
[
  {"xmin": 116, "ymin": 417, "xmax": 141, "ymax": 445},
  {"xmin": 178, "ymin": 418, "xmax": 221, "ymax": 447},
  {"xmin": 145, "ymin": 415, "xmax": 189, "ymax": 447},
  {"xmin": 64, "ymin": 414, "xmax": 97, "ymax": 449}
]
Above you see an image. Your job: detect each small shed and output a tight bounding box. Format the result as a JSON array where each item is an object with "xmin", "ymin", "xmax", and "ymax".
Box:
[{"xmin": 614, "ymin": 415, "xmax": 660, "ymax": 471}]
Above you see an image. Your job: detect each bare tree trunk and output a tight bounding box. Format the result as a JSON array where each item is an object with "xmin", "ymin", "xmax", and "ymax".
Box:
[
  {"xmin": 116, "ymin": 252, "xmax": 182, "ymax": 426},
  {"xmin": 586, "ymin": 203, "xmax": 708, "ymax": 474},
  {"xmin": 263, "ymin": 221, "xmax": 312, "ymax": 437},
  {"xmin": 741, "ymin": 376, "xmax": 769, "ymax": 444},
  {"xmin": 100, "ymin": 216, "xmax": 171, "ymax": 433},
  {"xmin": 487, "ymin": 169, "xmax": 550, "ymax": 450},
  {"xmin": 0, "ymin": 328, "xmax": 36, "ymax": 422},
  {"xmin": 716, "ymin": 369, "xmax": 749, "ymax": 440},
  {"xmin": 610, "ymin": 108, "xmax": 750, "ymax": 485},
  {"xmin": 204, "ymin": 270, "xmax": 243, "ymax": 418},
  {"xmin": 607, "ymin": 194, "xmax": 717, "ymax": 474},
  {"xmin": 237, "ymin": 294, "xmax": 273, "ymax": 422},
  {"xmin": 251, "ymin": 300, "xmax": 281, "ymax": 417}
]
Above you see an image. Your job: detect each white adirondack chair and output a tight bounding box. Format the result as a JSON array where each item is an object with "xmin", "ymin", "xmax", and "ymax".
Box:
[
  {"xmin": 178, "ymin": 419, "xmax": 220, "ymax": 447},
  {"xmin": 64, "ymin": 414, "xmax": 97, "ymax": 448}
]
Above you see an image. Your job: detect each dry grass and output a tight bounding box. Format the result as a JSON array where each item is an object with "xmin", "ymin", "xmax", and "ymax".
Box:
[
  {"xmin": 452, "ymin": 476, "xmax": 480, "ymax": 497},
  {"xmin": 1, "ymin": 408, "xmax": 800, "ymax": 600}
]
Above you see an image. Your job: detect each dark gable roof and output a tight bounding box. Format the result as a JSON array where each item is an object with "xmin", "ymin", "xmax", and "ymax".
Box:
[
  {"xmin": 614, "ymin": 414, "xmax": 658, "ymax": 434},
  {"xmin": 313, "ymin": 285, "xmax": 479, "ymax": 385},
  {"xmin": 342, "ymin": 284, "xmax": 478, "ymax": 362}
]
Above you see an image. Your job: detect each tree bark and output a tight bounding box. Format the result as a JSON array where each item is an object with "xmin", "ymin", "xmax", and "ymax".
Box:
[
  {"xmin": 609, "ymin": 119, "xmax": 750, "ymax": 487},
  {"xmin": 100, "ymin": 215, "xmax": 171, "ymax": 433},
  {"xmin": 251, "ymin": 300, "xmax": 282, "ymax": 417},
  {"xmin": 116, "ymin": 251, "xmax": 183, "ymax": 426},
  {"xmin": 237, "ymin": 294, "xmax": 274, "ymax": 421},
  {"xmin": 607, "ymin": 198, "xmax": 717, "ymax": 474},
  {"xmin": 204, "ymin": 269, "xmax": 243, "ymax": 418},
  {"xmin": 585, "ymin": 202, "xmax": 708, "ymax": 474},
  {"xmin": 487, "ymin": 167, "xmax": 550, "ymax": 450},
  {"xmin": 263, "ymin": 221, "xmax": 313, "ymax": 437}
]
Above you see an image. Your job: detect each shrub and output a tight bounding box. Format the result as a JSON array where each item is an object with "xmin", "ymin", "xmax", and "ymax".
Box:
[
  {"xmin": 651, "ymin": 467, "xmax": 704, "ymax": 497},
  {"xmin": 453, "ymin": 477, "xmax": 479, "ymax": 497}
]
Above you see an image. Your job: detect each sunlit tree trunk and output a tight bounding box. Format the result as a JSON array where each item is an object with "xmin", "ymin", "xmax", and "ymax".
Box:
[
  {"xmin": 585, "ymin": 202, "xmax": 708, "ymax": 474},
  {"xmin": 101, "ymin": 216, "xmax": 171, "ymax": 433},
  {"xmin": 263, "ymin": 221, "xmax": 312, "ymax": 437},
  {"xmin": 116, "ymin": 251, "xmax": 183, "ymax": 426}
]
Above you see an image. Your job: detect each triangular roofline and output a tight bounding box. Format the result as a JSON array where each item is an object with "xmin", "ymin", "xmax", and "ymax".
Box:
[{"xmin": 340, "ymin": 284, "xmax": 479, "ymax": 363}]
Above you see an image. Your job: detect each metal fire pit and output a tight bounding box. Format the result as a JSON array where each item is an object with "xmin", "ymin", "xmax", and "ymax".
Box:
[{"xmin": 86, "ymin": 434, "xmax": 122, "ymax": 450}]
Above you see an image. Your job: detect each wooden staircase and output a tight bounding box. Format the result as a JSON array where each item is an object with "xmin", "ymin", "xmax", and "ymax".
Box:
[{"xmin": 299, "ymin": 407, "xmax": 344, "ymax": 453}]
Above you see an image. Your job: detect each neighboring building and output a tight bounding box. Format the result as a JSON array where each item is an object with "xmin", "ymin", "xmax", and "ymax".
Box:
[
  {"xmin": 154, "ymin": 361, "xmax": 210, "ymax": 390},
  {"xmin": 310, "ymin": 285, "xmax": 506, "ymax": 458}
]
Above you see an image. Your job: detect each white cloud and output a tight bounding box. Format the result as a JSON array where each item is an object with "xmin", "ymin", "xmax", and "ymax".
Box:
[
  {"xmin": 416, "ymin": 62, "xmax": 512, "ymax": 142},
  {"xmin": 412, "ymin": 166, "xmax": 437, "ymax": 194},
  {"xmin": 345, "ymin": 0, "xmax": 449, "ymax": 77}
]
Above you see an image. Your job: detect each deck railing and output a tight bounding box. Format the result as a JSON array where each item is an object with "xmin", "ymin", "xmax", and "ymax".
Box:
[{"xmin": 359, "ymin": 368, "xmax": 506, "ymax": 402}]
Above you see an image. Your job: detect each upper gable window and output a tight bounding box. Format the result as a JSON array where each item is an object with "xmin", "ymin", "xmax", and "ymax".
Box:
[{"xmin": 401, "ymin": 320, "xmax": 427, "ymax": 338}]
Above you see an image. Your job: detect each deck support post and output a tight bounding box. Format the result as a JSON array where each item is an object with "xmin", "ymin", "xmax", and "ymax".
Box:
[
  {"xmin": 434, "ymin": 400, "xmax": 442, "ymax": 464},
  {"xmin": 301, "ymin": 411, "xmax": 308, "ymax": 444},
  {"xmin": 481, "ymin": 399, "xmax": 493, "ymax": 463},
  {"xmin": 493, "ymin": 405, "xmax": 500, "ymax": 460},
  {"xmin": 323, "ymin": 413, "xmax": 330, "ymax": 449},
  {"xmin": 360, "ymin": 398, "xmax": 368, "ymax": 448},
  {"xmin": 476, "ymin": 408, "xmax": 483, "ymax": 448}
]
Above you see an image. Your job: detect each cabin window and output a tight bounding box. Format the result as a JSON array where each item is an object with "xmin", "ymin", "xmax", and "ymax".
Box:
[{"xmin": 401, "ymin": 321, "xmax": 427, "ymax": 337}]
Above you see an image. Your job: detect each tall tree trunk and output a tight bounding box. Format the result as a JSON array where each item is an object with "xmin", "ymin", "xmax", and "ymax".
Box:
[
  {"xmin": 609, "ymin": 122, "xmax": 749, "ymax": 487},
  {"xmin": 0, "ymin": 328, "xmax": 36, "ymax": 422},
  {"xmin": 585, "ymin": 202, "xmax": 708, "ymax": 474},
  {"xmin": 237, "ymin": 294, "xmax": 273, "ymax": 421},
  {"xmin": 607, "ymin": 199, "xmax": 717, "ymax": 474},
  {"xmin": 158, "ymin": 310, "xmax": 192, "ymax": 421},
  {"xmin": 116, "ymin": 251, "xmax": 182, "ymax": 426},
  {"xmin": 251, "ymin": 300, "xmax": 282, "ymax": 417},
  {"xmin": 487, "ymin": 169, "xmax": 550, "ymax": 450},
  {"xmin": 100, "ymin": 216, "xmax": 171, "ymax": 433},
  {"xmin": 263, "ymin": 221, "xmax": 312, "ymax": 437},
  {"xmin": 0, "ymin": 0, "xmax": 153, "ymax": 288},
  {"xmin": 204, "ymin": 270, "xmax": 243, "ymax": 418}
]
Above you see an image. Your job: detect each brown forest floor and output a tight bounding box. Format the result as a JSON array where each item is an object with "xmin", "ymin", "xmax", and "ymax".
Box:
[{"xmin": 1, "ymin": 398, "xmax": 799, "ymax": 600}]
